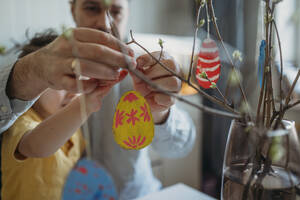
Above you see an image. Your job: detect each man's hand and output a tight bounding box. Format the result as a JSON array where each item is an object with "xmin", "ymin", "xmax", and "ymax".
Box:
[
  {"xmin": 7, "ymin": 27, "xmax": 135, "ymax": 100},
  {"xmin": 130, "ymin": 51, "xmax": 182, "ymax": 124},
  {"xmin": 86, "ymin": 70, "xmax": 128, "ymax": 114}
]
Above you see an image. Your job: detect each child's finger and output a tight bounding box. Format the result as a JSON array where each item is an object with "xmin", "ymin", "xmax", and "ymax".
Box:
[
  {"xmin": 91, "ymin": 85, "xmax": 111, "ymax": 97},
  {"xmin": 97, "ymin": 80, "xmax": 115, "ymax": 87},
  {"xmin": 98, "ymin": 86, "xmax": 112, "ymax": 98}
]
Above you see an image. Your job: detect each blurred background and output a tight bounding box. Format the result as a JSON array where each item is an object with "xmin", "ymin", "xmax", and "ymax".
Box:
[{"xmin": 0, "ymin": 0, "xmax": 299, "ymax": 199}]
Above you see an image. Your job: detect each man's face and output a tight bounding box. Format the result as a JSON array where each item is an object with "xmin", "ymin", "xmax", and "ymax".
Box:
[{"xmin": 71, "ymin": 0, "xmax": 129, "ymax": 40}]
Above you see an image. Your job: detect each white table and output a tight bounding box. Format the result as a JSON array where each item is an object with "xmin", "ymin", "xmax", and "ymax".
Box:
[{"xmin": 135, "ymin": 183, "xmax": 217, "ymax": 200}]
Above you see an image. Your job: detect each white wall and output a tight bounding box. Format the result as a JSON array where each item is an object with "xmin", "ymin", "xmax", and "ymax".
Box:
[
  {"xmin": 0, "ymin": 0, "xmax": 74, "ymax": 65},
  {"xmin": 276, "ymin": 0, "xmax": 297, "ymax": 63},
  {"xmin": 0, "ymin": 0, "xmax": 195, "ymax": 65},
  {"xmin": 128, "ymin": 0, "xmax": 194, "ymax": 36}
]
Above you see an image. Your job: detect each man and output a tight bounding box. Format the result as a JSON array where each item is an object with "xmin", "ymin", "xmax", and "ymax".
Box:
[{"xmin": 0, "ymin": 0, "xmax": 195, "ymax": 199}]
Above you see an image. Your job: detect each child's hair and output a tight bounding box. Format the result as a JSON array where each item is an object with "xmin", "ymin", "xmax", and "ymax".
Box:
[{"xmin": 18, "ymin": 29, "xmax": 58, "ymax": 58}]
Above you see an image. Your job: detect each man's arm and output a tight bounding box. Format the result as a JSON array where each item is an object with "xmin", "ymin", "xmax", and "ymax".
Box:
[
  {"xmin": 0, "ymin": 28, "xmax": 134, "ymax": 133},
  {"xmin": 7, "ymin": 28, "xmax": 134, "ymax": 100},
  {"xmin": 151, "ymin": 104, "xmax": 196, "ymax": 158},
  {"xmin": 6, "ymin": 52, "xmax": 48, "ymax": 100},
  {"xmin": 0, "ymin": 63, "xmax": 37, "ymax": 133}
]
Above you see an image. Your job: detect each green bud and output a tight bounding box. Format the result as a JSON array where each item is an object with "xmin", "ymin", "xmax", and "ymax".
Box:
[
  {"xmin": 264, "ymin": 12, "xmax": 273, "ymax": 24},
  {"xmin": 61, "ymin": 24, "xmax": 67, "ymax": 33},
  {"xmin": 269, "ymin": 143, "xmax": 285, "ymax": 162},
  {"xmin": 239, "ymin": 101, "xmax": 251, "ymax": 113},
  {"xmin": 232, "ymin": 50, "xmax": 243, "ymax": 62},
  {"xmin": 0, "ymin": 45, "xmax": 6, "ymax": 54},
  {"xmin": 158, "ymin": 38, "xmax": 164, "ymax": 49},
  {"xmin": 103, "ymin": 0, "xmax": 112, "ymax": 8},
  {"xmin": 210, "ymin": 82, "xmax": 217, "ymax": 89},
  {"xmin": 244, "ymin": 122, "xmax": 254, "ymax": 133},
  {"xmin": 228, "ymin": 70, "xmax": 242, "ymax": 86},
  {"xmin": 198, "ymin": 19, "xmax": 206, "ymax": 28},
  {"xmin": 199, "ymin": 71, "xmax": 208, "ymax": 79},
  {"xmin": 200, "ymin": 0, "xmax": 206, "ymax": 7},
  {"xmin": 273, "ymin": 136, "xmax": 282, "ymax": 144},
  {"xmin": 62, "ymin": 28, "xmax": 73, "ymax": 41}
]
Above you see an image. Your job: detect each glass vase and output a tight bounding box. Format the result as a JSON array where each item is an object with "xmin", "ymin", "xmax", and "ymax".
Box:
[{"xmin": 221, "ymin": 120, "xmax": 300, "ymax": 200}]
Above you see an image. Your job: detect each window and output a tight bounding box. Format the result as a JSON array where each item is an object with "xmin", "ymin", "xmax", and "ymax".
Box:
[{"xmin": 276, "ymin": 0, "xmax": 299, "ymax": 68}]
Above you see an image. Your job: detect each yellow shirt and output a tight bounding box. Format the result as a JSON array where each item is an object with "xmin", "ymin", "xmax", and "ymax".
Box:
[{"xmin": 1, "ymin": 109, "xmax": 85, "ymax": 200}]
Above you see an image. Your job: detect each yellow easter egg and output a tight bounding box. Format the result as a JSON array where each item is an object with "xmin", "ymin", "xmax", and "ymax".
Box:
[{"xmin": 113, "ymin": 91, "xmax": 154, "ymax": 150}]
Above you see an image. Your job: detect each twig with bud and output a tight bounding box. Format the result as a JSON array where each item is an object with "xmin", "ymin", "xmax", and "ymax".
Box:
[
  {"xmin": 187, "ymin": 1, "xmax": 205, "ymax": 83},
  {"xmin": 106, "ymin": 10, "xmax": 241, "ymax": 118},
  {"xmin": 127, "ymin": 30, "xmax": 238, "ymax": 114},
  {"xmin": 206, "ymin": 0, "xmax": 250, "ymax": 114}
]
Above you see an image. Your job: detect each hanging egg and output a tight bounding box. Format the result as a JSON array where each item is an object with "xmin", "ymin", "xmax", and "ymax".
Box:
[
  {"xmin": 62, "ymin": 158, "xmax": 118, "ymax": 200},
  {"xmin": 196, "ymin": 38, "xmax": 221, "ymax": 89},
  {"xmin": 113, "ymin": 91, "xmax": 154, "ymax": 150}
]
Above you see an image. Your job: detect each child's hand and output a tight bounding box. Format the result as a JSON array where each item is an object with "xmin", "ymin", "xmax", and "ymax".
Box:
[{"xmin": 85, "ymin": 70, "xmax": 128, "ymax": 114}]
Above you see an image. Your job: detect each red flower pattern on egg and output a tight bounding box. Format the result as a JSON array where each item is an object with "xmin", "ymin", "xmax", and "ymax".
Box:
[
  {"xmin": 115, "ymin": 110, "xmax": 125, "ymax": 128},
  {"xmin": 126, "ymin": 109, "xmax": 139, "ymax": 126},
  {"xmin": 123, "ymin": 92, "xmax": 138, "ymax": 102},
  {"xmin": 140, "ymin": 103, "xmax": 151, "ymax": 122},
  {"xmin": 123, "ymin": 136, "xmax": 146, "ymax": 149}
]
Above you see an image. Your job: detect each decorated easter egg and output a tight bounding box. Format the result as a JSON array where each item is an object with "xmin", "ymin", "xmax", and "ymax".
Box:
[
  {"xmin": 62, "ymin": 158, "xmax": 118, "ymax": 200},
  {"xmin": 196, "ymin": 38, "xmax": 221, "ymax": 89},
  {"xmin": 113, "ymin": 91, "xmax": 154, "ymax": 150}
]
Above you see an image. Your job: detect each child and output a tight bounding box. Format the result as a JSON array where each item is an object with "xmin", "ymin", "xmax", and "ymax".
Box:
[{"xmin": 0, "ymin": 31, "xmax": 127, "ymax": 200}]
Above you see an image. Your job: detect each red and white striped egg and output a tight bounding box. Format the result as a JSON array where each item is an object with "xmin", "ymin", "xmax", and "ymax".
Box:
[{"xmin": 196, "ymin": 38, "xmax": 221, "ymax": 89}]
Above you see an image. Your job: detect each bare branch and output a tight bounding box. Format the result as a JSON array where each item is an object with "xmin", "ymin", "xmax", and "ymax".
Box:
[
  {"xmin": 126, "ymin": 64, "xmax": 241, "ymax": 119},
  {"xmin": 207, "ymin": 0, "xmax": 249, "ymax": 110},
  {"xmin": 106, "ymin": 11, "xmax": 241, "ymax": 119},
  {"xmin": 272, "ymin": 20, "xmax": 284, "ymax": 112},
  {"xmin": 203, "ymin": 75, "xmax": 230, "ymax": 105},
  {"xmin": 187, "ymin": 4, "xmax": 203, "ymax": 83},
  {"xmin": 154, "ymin": 39, "xmax": 164, "ymax": 66},
  {"xmin": 128, "ymin": 30, "xmax": 238, "ymax": 114},
  {"xmin": 285, "ymin": 69, "xmax": 300, "ymax": 105}
]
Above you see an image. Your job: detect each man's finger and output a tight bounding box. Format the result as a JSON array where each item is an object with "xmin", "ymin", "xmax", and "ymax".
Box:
[
  {"xmin": 145, "ymin": 94, "xmax": 170, "ymax": 113},
  {"xmin": 143, "ymin": 59, "xmax": 180, "ymax": 80},
  {"xmin": 60, "ymin": 76, "xmax": 98, "ymax": 94},
  {"xmin": 132, "ymin": 79, "xmax": 152, "ymax": 97},
  {"xmin": 153, "ymin": 93, "xmax": 175, "ymax": 107},
  {"xmin": 73, "ymin": 27, "xmax": 134, "ymax": 56},
  {"xmin": 60, "ymin": 76, "xmax": 78, "ymax": 92},
  {"xmin": 129, "ymin": 70, "xmax": 142, "ymax": 84},
  {"xmin": 73, "ymin": 42, "xmax": 136, "ymax": 69},
  {"xmin": 77, "ymin": 59, "xmax": 120, "ymax": 80},
  {"xmin": 147, "ymin": 76, "xmax": 181, "ymax": 93},
  {"xmin": 91, "ymin": 85, "xmax": 112, "ymax": 97},
  {"xmin": 136, "ymin": 51, "xmax": 163, "ymax": 69},
  {"xmin": 81, "ymin": 79, "xmax": 99, "ymax": 93}
]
